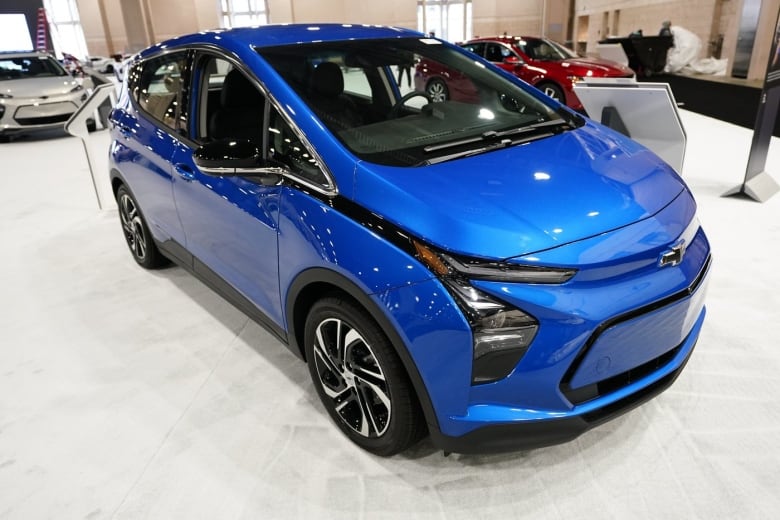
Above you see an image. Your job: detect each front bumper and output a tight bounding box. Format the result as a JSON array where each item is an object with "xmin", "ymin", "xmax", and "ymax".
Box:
[
  {"xmin": 0, "ymin": 94, "xmax": 85, "ymax": 134},
  {"xmin": 432, "ymin": 305, "xmax": 704, "ymax": 454}
]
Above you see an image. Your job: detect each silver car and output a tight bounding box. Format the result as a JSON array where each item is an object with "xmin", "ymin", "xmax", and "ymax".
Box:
[{"xmin": 0, "ymin": 51, "xmax": 88, "ymax": 137}]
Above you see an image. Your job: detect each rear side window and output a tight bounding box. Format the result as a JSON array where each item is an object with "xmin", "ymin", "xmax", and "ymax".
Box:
[{"xmin": 130, "ymin": 52, "xmax": 189, "ymax": 132}]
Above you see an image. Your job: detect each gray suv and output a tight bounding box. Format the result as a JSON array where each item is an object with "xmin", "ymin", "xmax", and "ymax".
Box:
[{"xmin": 0, "ymin": 51, "xmax": 88, "ymax": 138}]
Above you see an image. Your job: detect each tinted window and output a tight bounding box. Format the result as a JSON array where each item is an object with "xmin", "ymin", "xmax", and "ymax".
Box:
[
  {"xmin": 190, "ymin": 54, "xmax": 266, "ymax": 145},
  {"xmin": 133, "ymin": 52, "xmax": 188, "ymax": 131},
  {"xmin": 259, "ymin": 38, "xmax": 571, "ymax": 167},
  {"xmin": 460, "ymin": 42, "xmax": 485, "ymax": 57},
  {"xmin": 485, "ymin": 43, "xmax": 513, "ymax": 62}
]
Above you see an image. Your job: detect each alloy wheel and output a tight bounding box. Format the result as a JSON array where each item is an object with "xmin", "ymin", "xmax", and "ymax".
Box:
[
  {"xmin": 426, "ymin": 79, "xmax": 448, "ymax": 103},
  {"xmin": 312, "ymin": 317, "xmax": 391, "ymax": 438},
  {"xmin": 119, "ymin": 192, "xmax": 147, "ymax": 262}
]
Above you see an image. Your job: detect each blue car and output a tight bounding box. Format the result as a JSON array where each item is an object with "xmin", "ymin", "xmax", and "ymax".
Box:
[{"xmin": 108, "ymin": 24, "xmax": 711, "ymax": 456}]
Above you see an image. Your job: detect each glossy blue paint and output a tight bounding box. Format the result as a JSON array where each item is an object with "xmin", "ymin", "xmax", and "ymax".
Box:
[
  {"xmin": 353, "ymin": 122, "xmax": 687, "ymax": 259},
  {"xmin": 445, "ymin": 308, "xmax": 705, "ymax": 434},
  {"xmin": 109, "ymin": 25, "xmax": 712, "ymax": 452}
]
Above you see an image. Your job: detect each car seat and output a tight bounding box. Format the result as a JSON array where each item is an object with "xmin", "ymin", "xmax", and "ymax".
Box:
[
  {"xmin": 208, "ymin": 69, "xmax": 264, "ymax": 143},
  {"xmin": 307, "ymin": 62, "xmax": 363, "ymax": 130}
]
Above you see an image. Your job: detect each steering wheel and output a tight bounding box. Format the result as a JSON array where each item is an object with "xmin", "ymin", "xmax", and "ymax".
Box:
[{"xmin": 389, "ymin": 91, "xmax": 433, "ymax": 118}]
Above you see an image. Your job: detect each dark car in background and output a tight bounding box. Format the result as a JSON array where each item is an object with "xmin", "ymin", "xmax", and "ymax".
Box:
[{"xmin": 416, "ymin": 36, "xmax": 634, "ymax": 111}]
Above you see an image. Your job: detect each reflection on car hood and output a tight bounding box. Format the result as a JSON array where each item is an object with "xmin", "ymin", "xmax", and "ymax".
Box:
[
  {"xmin": 353, "ymin": 122, "xmax": 686, "ymax": 259},
  {"xmin": 0, "ymin": 76, "xmax": 79, "ymax": 98},
  {"xmin": 561, "ymin": 57, "xmax": 634, "ymax": 76}
]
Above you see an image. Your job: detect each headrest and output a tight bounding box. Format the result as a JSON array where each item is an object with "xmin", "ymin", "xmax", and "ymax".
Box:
[
  {"xmin": 221, "ymin": 69, "xmax": 263, "ymax": 108},
  {"xmin": 311, "ymin": 62, "xmax": 344, "ymax": 98}
]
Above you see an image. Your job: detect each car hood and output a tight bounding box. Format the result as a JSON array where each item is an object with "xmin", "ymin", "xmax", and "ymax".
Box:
[
  {"xmin": 0, "ymin": 76, "xmax": 80, "ymax": 98},
  {"xmin": 560, "ymin": 57, "xmax": 634, "ymax": 77},
  {"xmin": 352, "ymin": 122, "xmax": 686, "ymax": 259}
]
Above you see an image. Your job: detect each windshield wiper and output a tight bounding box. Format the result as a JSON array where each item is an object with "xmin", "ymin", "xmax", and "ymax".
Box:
[
  {"xmin": 417, "ymin": 130, "xmax": 556, "ymax": 166},
  {"xmin": 422, "ymin": 118, "xmax": 571, "ymax": 154}
]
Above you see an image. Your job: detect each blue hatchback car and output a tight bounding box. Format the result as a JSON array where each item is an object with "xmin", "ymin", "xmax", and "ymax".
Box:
[{"xmin": 108, "ymin": 24, "xmax": 711, "ymax": 455}]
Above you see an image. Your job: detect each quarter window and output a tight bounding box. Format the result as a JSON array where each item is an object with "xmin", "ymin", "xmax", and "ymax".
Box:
[{"xmin": 268, "ymin": 106, "xmax": 329, "ymax": 189}]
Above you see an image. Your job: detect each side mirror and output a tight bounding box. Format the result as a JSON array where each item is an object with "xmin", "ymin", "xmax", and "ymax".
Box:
[
  {"xmin": 193, "ymin": 139, "xmax": 266, "ymax": 176},
  {"xmin": 503, "ymin": 56, "xmax": 525, "ymax": 66}
]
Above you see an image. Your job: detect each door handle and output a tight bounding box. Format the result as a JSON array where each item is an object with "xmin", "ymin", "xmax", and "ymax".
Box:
[{"xmin": 174, "ymin": 163, "xmax": 195, "ymax": 181}]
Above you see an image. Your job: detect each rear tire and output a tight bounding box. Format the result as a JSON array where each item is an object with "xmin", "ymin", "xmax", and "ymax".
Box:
[
  {"xmin": 304, "ymin": 296, "xmax": 425, "ymax": 456},
  {"xmin": 425, "ymin": 78, "xmax": 449, "ymax": 103},
  {"xmin": 116, "ymin": 185, "xmax": 168, "ymax": 269}
]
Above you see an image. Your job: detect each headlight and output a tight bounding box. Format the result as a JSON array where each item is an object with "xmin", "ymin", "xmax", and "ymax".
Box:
[
  {"xmin": 0, "ymin": 92, "xmax": 12, "ymax": 99},
  {"xmin": 412, "ymin": 240, "xmax": 570, "ymax": 384},
  {"xmin": 70, "ymin": 85, "xmax": 83, "ymax": 93}
]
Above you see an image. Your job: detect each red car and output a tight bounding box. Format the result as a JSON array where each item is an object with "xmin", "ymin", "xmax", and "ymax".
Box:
[{"xmin": 415, "ymin": 36, "xmax": 634, "ymax": 111}]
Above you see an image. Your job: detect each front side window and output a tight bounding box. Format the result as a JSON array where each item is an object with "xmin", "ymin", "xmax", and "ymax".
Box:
[
  {"xmin": 485, "ymin": 43, "xmax": 514, "ymax": 63},
  {"xmin": 192, "ymin": 54, "xmax": 264, "ymax": 144},
  {"xmin": 132, "ymin": 52, "xmax": 188, "ymax": 131},
  {"xmin": 259, "ymin": 38, "xmax": 577, "ymax": 167}
]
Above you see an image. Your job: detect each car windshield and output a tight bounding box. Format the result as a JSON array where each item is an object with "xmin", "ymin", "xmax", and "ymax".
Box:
[
  {"xmin": 258, "ymin": 38, "xmax": 580, "ymax": 167},
  {"xmin": 0, "ymin": 56, "xmax": 68, "ymax": 81},
  {"xmin": 516, "ymin": 38, "xmax": 578, "ymax": 61}
]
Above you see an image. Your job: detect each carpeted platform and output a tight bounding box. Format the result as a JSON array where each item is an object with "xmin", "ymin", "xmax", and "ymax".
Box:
[{"xmin": 640, "ymin": 73, "xmax": 780, "ymax": 137}]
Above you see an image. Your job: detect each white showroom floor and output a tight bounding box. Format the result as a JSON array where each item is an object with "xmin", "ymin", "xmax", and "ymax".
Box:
[{"xmin": 1, "ymin": 110, "xmax": 779, "ymax": 520}]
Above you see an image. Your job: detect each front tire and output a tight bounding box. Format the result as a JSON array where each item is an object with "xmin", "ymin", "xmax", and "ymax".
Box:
[
  {"xmin": 539, "ymin": 82, "xmax": 564, "ymax": 104},
  {"xmin": 116, "ymin": 185, "xmax": 168, "ymax": 269},
  {"xmin": 304, "ymin": 296, "xmax": 425, "ymax": 456}
]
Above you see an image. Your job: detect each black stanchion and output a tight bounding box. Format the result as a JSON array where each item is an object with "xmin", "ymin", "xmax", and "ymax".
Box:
[{"xmin": 723, "ymin": 8, "xmax": 780, "ymax": 203}]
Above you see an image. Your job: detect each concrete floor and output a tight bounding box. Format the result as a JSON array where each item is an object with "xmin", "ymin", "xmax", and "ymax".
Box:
[{"xmin": 1, "ymin": 111, "xmax": 779, "ymax": 519}]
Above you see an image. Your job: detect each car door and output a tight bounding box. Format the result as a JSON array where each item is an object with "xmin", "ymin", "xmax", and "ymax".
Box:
[
  {"xmin": 112, "ymin": 52, "xmax": 189, "ymax": 246},
  {"xmin": 169, "ymin": 53, "xmax": 285, "ymax": 327}
]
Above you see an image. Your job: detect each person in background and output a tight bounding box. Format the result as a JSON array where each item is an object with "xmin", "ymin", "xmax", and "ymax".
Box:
[
  {"xmin": 659, "ymin": 20, "xmax": 672, "ymax": 37},
  {"xmin": 397, "ymin": 52, "xmax": 414, "ymax": 88}
]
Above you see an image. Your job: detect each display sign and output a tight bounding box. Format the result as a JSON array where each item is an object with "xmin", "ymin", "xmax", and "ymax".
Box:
[
  {"xmin": 0, "ymin": 14, "xmax": 34, "ymax": 52},
  {"xmin": 574, "ymin": 78, "xmax": 687, "ymax": 174}
]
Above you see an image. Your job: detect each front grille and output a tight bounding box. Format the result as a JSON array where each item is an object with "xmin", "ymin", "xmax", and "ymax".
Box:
[
  {"xmin": 562, "ymin": 344, "xmax": 682, "ymax": 405},
  {"xmin": 14, "ymin": 113, "xmax": 72, "ymax": 126},
  {"xmin": 560, "ymin": 254, "xmax": 711, "ymax": 405}
]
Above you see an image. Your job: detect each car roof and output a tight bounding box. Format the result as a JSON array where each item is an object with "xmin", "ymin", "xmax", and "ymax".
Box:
[
  {"xmin": 466, "ymin": 36, "xmax": 543, "ymax": 45},
  {"xmin": 0, "ymin": 51, "xmax": 55, "ymax": 59},
  {"xmin": 141, "ymin": 23, "xmax": 424, "ymax": 58}
]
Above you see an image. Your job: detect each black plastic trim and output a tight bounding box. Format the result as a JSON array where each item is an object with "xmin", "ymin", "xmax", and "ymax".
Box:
[{"xmin": 155, "ymin": 239, "xmax": 289, "ymax": 348}]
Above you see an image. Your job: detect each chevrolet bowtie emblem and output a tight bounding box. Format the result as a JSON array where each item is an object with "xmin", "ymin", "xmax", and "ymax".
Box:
[{"xmin": 659, "ymin": 240, "xmax": 686, "ymax": 267}]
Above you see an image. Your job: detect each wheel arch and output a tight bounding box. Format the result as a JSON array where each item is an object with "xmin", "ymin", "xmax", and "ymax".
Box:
[
  {"xmin": 285, "ymin": 267, "xmax": 441, "ymax": 434},
  {"xmin": 110, "ymin": 168, "xmax": 126, "ymax": 197}
]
